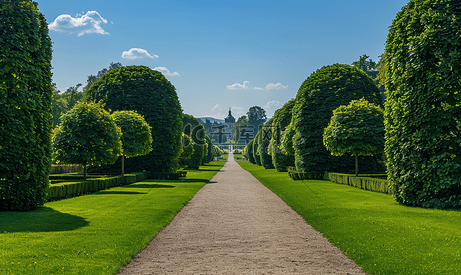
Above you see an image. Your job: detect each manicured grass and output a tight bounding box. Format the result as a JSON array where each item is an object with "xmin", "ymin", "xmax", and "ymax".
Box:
[
  {"xmin": 0, "ymin": 161, "xmax": 225, "ymax": 275},
  {"xmin": 238, "ymin": 161, "xmax": 461, "ymax": 275}
]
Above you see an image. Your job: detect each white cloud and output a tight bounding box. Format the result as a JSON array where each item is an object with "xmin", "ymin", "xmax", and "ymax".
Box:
[
  {"xmin": 265, "ymin": 83, "xmax": 288, "ymax": 90},
  {"xmin": 227, "ymin": 81, "xmax": 250, "ymax": 90},
  {"xmin": 264, "ymin": 101, "xmax": 283, "ymax": 109},
  {"xmin": 154, "ymin": 67, "xmax": 179, "ymax": 76},
  {"xmin": 211, "ymin": 104, "xmax": 222, "ymax": 112},
  {"xmin": 122, "ymin": 48, "xmax": 159, "ymax": 60},
  {"xmin": 252, "ymin": 87, "xmax": 264, "ymax": 90},
  {"xmin": 49, "ymin": 11, "xmax": 109, "ymax": 36}
]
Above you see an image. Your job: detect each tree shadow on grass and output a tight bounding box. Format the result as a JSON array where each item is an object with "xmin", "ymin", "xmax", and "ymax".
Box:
[
  {"xmin": 179, "ymin": 179, "xmax": 211, "ymax": 183},
  {"xmin": 197, "ymin": 169, "xmax": 224, "ymax": 172},
  {"xmin": 119, "ymin": 183, "xmax": 175, "ymax": 189},
  {"xmin": 0, "ymin": 207, "xmax": 89, "ymax": 233},
  {"xmin": 95, "ymin": 191, "xmax": 145, "ymax": 195}
]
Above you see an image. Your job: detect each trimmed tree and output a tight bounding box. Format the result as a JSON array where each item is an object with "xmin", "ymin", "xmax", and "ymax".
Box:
[
  {"xmin": 252, "ymin": 131, "xmax": 262, "ymax": 166},
  {"xmin": 112, "ymin": 110, "xmax": 153, "ymax": 176},
  {"xmin": 86, "ymin": 66, "xmax": 183, "ymax": 173},
  {"xmin": 182, "ymin": 114, "xmax": 208, "ymax": 169},
  {"xmin": 383, "ymin": 0, "xmax": 461, "ymax": 208},
  {"xmin": 323, "ymin": 98, "xmax": 384, "ymax": 176},
  {"xmin": 246, "ymin": 139, "xmax": 256, "ymax": 164},
  {"xmin": 0, "ymin": 1, "xmax": 53, "ymax": 211},
  {"xmin": 258, "ymin": 118, "xmax": 275, "ymax": 169},
  {"xmin": 52, "ymin": 101, "xmax": 122, "ymax": 180},
  {"xmin": 292, "ymin": 64, "xmax": 383, "ymax": 173},
  {"xmin": 179, "ymin": 133, "xmax": 194, "ymax": 160},
  {"xmin": 269, "ymin": 99, "xmax": 296, "ymax": 172}
]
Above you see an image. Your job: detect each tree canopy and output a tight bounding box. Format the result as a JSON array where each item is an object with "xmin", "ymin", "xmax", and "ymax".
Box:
[
  {"xmin": 323, "ymin": 98, "xmax": 384, "ymax": 176},
  {"xmin": 292, "ymin": 64, "xmax": 383, "ymax": 173},
  {"xmin": 86, "ymin": 65, "xmax": 183, "ymax": 173},
  {"xmin": 52, "ymin": 101, "xmax": 122, "ymax": 180}
]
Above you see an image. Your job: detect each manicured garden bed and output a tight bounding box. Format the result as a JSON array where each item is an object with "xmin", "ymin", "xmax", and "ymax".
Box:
[
  {"xmin": 0, "ymin": 161, "xmax": 226, "ymax": 275},
  {"xmin": 238, "ymin": 161, "xmax": 461, "ymax": 275}
]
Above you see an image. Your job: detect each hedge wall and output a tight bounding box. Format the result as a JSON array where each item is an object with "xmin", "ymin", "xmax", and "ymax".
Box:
[
  {"xmin": 269, "ymin": 99, "xmax": 296, "ymax": 172},
  {"xmin": 383, "ymin": 0, "xmax": 461, "ymax": 208},
  {"xmin": 324, "ymin": 172, "xmax": 389, "ymax": 194},
  {"xmin": 0, "ymin": 1, "xmax": 53, "ymax": 211},
  {"xmin": 291, "ymin": 64, "xmax": 383, "ymax": 174},
  {"xmin": 87, "ymin": 66, "xmax": 183, "ymax": 173}
]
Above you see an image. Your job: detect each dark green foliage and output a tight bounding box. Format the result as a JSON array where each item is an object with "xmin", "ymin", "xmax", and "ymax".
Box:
[
  {"xmin": 112, "ymin": 110, "xmax": 152, "ymax": 158},
  {"xmin": 179, "ymin": 133, "xmax": 194, "ymax": 160},
  {"xmin": 182, "ymin": 114, "xmax": 208, "ymax": 169},
  {"xmin": 52, "ymin": 101, "xmax": 122, "ymax": 180},
  {"xmin": 247, "ymin": 106, "xmax": 267, "ymax": 134},
  {"xmin": 323, "ymin": 98, "xmax": 384, "ymax": 176},
  {"xmin": 203, "ymin": 135, "xmax": 214, "ymax": 163},
  {"xmin": 269, "ymin": 99, "xmax": 296, "ymax": 172},
  {"xmin": 86, "ymin": 66, "xmax": 183, "ymax": 173},
  {"xmin": 0, "ymin": 1, "xmax": 53, "ymax": 211},
  {"xmin": 252, "ymin": 132, "xmax": 262, "ymax": 166},
  {"xmin": 383, "ymin": 0, "xmax": 461, "ymax": 208},
  {"xmin": 246, "ymin": 140, "xmax": 256, "ymax": 164},
  {"xmin": 258, "ymin": 118, "xmax": 274, "ymax": 169},
  {"xmin": 292, "ymin": 64, "xmax": 382, "ymax": 173}
]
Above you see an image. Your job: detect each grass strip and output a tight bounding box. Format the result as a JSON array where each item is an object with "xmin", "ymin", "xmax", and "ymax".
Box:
[
  {"xmin": 238, "ymin": 161, "xmax": 461, "ymax": 275},
  {"xmin": 0, "ymin": 161, "xmax": 226, "ymax": 275}
]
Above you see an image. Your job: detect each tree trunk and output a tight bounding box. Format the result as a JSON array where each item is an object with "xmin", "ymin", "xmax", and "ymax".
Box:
[
  {"xmin": 355, "ymin": 155, "xmax": 358, "ymax": 177},
  {"xmin": 83, "ymin": 164, "xmax": 87, "ymax": 180},
  {"xmin": 121, "ymin": 155, "xmax": 125, "ymax": 177}
]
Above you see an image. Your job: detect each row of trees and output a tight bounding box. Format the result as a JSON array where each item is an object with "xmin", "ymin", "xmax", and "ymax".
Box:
[{"xmin": 244, "ymin": 0, "xmax": 461, "ymax": 209}]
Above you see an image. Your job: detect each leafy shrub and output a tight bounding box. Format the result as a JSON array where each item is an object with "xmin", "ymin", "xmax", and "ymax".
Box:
[
  {"xmin": 182, "ymin": 114, "xmax": 208, "ymax": 169},
  {"xmin": 258, "ymin": 118, "xmax": 274, "ymax": 169},
  {"xmin": 87, "ymin": 66, "xmax": 183, "ymax": 173},
  {"xmin": 292, "ymin": 64, "xmax": 382, "ymax": 173},
  {"xmin": 269, "ymin": 99, "xmax": 296, "ymax": 172},
  {"xmin": 382, "ymin": 0, "xmax": 461, "ymax": 208},
  {"xmin": 52, "ymin": 101, "xmax": 122, "ymax": 180},
  {"xmin": 246, "ymin": 140, "xmax": 256, "ymax": 164},
  {"xmin": 323, "ymin": 98, "xmax": 384, "ymax": 176},
  {"xmin": 0, "ymin": 1, "xmax": 53, "ymax": 211},
  {"xmin": 252, "ymin": 132, "xmax": 262, "ymax": 166},
  {"xmin": 112, "ymin": 110, "xmax": 153, "ymax": 175}
]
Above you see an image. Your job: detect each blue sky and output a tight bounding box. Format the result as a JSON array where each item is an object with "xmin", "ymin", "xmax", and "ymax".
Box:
[{"xmin": 39, "ymin": 0, "xmax": 408, "ymax": 119}]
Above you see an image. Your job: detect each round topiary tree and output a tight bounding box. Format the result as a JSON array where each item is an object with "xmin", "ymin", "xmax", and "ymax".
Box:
[
  {"xmin": 323, "ymin": 98, "xmax": 384, "ymax": 176},
  {"xmin": 112, "ymin": 110, "xmax": 153, "ymax": 176},
  {"xmin": 269, "ymin": 99, "xmax": 296, "ymax": 172},
  {"xmin": 86, "ymin": 66, "xmax": 183, "ymax": 173},
  {"xmin": 182, "ymin": 114, "xmax": 208, "ymax": 169},
  {"xmin": 383, "ymin": 0, "xmax": 461, "ymax": 208},
  {"xmin": 0, "ymin": 0, "xmax": 53, "ymax": 211},
  {"xmin": 53, "ymin": 101, "xmax": 122, "ymax": 180},
  {"xmin": 179, "ymin": 133, "xmax": 194, "ymax": 160},
  {"xmin": 292, "ymin": 64, "xmax": 382, "ymax": 173}
]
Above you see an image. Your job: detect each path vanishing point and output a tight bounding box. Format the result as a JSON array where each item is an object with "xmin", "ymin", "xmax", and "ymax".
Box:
[{"xmin": 118, "ymin": 152, "xmax": 366, "ymax": 274}]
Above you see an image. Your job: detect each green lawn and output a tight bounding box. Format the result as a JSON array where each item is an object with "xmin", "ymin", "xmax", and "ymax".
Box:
[
  {"xmin": 0, "ymin": 161, "xmax": 225, "ymax": 275},
  {"xmin": 238, "ymin": 161, "xmax": 461, "ymax": 275}
]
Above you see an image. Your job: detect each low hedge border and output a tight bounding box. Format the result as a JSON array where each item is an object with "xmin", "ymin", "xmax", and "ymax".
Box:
[
  {"xmin": 324, "ymin": 172, "xmax": 390, "ymax": 194},
  {"xmin": 287, "ymin": 167, "xmax": 324, "ymax": 180},
  {"xmin": 47, "ymin": 171, "xmax": 187, "ymax": 201},
  {"xmin": 46, "ymin": 172, "xmax": 148, "ymax": 202}
]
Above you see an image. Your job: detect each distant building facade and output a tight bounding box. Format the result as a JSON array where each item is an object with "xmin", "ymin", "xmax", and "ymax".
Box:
[{"xmin": 224, "ymin": 108, "xmax": 235, "ymax": 140}]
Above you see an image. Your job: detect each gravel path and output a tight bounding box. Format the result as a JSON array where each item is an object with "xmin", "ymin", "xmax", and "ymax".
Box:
[{"xmin": 117, "ymin": 153, "xmax": 366, "ymax": 274}]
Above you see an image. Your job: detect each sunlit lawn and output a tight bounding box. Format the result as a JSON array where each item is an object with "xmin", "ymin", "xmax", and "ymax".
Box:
[
  {"xmin": 0, "ymin": 161, "xmax": 225, "ymax": 275},
  {"xmin": 238, "ymin": 161, "xmax": 461, "ymax": 275}
]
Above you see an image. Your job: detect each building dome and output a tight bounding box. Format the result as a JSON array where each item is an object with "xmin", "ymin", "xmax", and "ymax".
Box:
[{"xmin": 224, "ymin": 108, "xmax": 235, "ymax": 123}]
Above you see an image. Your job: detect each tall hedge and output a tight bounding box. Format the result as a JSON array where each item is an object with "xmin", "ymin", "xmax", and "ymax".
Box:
[
  {"xmin": 86, "ymin": 66, "xmax": 183, "ymax": 173},
  {"xmin": 258, "ymin": 118, "xmax": 274, "ymax": 169},
  {"xmin": 269, "ymin": 99, "xmax": 296, "ymax": 172},
  {"xmin": 0, "ymin": 1, "xmax": 53, "ymax": 211},
  {"xmin": 292, "ymin": 64, "xmax": 382, "ymax": 173},
  {"xmin": 383, "ymin": 0, "xmax": 461, "ymax": 208},
  {"xmin": 246, "ymin": 139, "xmax": 256, "ymax": 164},
  {"xmin": 182, "ymin": 114, "xmax": 208, "ymax": 169},
  {"xmin": 252, "ymin": 131, "xmax": 262, "ymax": 166}
]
